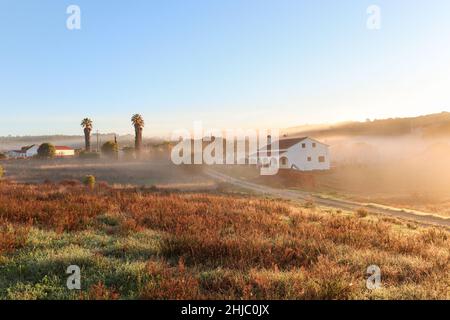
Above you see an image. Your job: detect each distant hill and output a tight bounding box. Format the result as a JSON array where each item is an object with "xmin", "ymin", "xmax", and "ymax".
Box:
[{"xmin": 283, "ymin": 112, "xmax": 450, "ymax": 138}]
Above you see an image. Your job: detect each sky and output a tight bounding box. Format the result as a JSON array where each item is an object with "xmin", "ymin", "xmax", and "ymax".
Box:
[{"xmin": 1, "ymin": 0, "xmax": 450, "ymax": 137}]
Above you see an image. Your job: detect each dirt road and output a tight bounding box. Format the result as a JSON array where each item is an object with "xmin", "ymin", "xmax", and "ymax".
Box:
[{"xmin": 206, "ymin": 169, "xmax": 450, "ymax": 229}]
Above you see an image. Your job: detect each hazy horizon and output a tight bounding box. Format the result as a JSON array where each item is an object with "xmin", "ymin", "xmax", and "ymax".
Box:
[{"xmin": 1, "ymin": 110, "xmax": 450, "ymax": 140}]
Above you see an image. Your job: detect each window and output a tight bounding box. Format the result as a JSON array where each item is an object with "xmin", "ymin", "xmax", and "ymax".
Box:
[
  {"xmin": 302, "ymin": 143, "xmax": 306, "ymax": 148},
  {"xmin": 307, "ymin": 156, "xmax": 311, "ymax": 162},
  {"xmin": 312, "ymin": 143, "xmax": 316, "ymax": 148},
  {"xmin": 318, "ymin": 156, "xmax": 325, "ymax": 163}
]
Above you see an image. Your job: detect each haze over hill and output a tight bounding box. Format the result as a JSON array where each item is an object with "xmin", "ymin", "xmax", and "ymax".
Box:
[
  {"xmin": 283, "ymin": 112, "xmax": 450, "ymax": 139},
  {"xmin": 3, "ymin": 112, "xmax": 450, "ymax": 142}
]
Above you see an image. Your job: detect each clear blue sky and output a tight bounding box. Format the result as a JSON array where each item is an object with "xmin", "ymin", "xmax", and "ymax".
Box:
[{"xmin": 1, "ymin": 0, "xmax": 450, "ymax": 137}]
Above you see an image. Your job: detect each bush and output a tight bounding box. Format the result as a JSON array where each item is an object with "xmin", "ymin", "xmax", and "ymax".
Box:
[
  {"xmin": 356, "ymin": 208, "xmax": 368, "ymax": 218},
  {"xmin": 0, "ymin": 165, "xmax": 4, "ymax": 179},
  {"xmin": 101, "ymin": 141, "xmax": 118, "ymax": 158},
  {"xmin": 0, "ymin": 153, "xmax": 7, "ymax": 160},
  {"xmin": 82, "ymin": 175, "xmax": 96, "ymax": 189},
  {"xmin": 37, "ymin": 143, "xmax": 56, "ymax": 158}
]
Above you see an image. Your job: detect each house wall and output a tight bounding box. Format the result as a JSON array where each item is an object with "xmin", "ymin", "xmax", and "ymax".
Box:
[
  {"xmin": 7, "ymin": 151, "xmax": 24, "ymax": 158},
  {"xmin": 26, "ymin": 146, "xmax": 39, "ymax": 157},
  {"xmin": 285, "ymin": 138, "xmax": 330, "ymax": 171},
  {"xmin": 55, "ymin": 150, "xmax": 75, "ymax": 157}
]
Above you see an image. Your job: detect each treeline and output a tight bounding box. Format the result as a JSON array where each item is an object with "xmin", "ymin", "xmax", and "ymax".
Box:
[{"xmin": 0, "ymin": 134, "xmax": 135, "ymax": 143}]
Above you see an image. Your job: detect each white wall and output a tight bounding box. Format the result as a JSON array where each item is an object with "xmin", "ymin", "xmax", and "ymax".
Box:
[
  {"xmin": 55, "ymin": 149, "xmax": 75, "ymax": 157},
  {"xmin": 285, "ymin": 138, "xmax": 330, "ymax": 171},
  {"xmin": 26, "ymin": 146, "xmax": 39, "ymax": 157}
]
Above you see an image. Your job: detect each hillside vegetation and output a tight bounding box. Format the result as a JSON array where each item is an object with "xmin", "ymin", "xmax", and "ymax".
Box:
[
  {"xmin": 285, "ymin": 112, "xmax": 450, "ymax": 138},
  {"xmin": 0, "ymin": 181, "xmax": 449, "ymax": 299}
]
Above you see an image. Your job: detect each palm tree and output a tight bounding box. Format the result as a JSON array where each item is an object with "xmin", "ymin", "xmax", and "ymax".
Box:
[
  {"xmin": 81, "ymin": 118, "xmax": 93, "ymax": 152},
  {"xmin": 131, "ymin": 114, "xmax": 145, "ymax": 155}
]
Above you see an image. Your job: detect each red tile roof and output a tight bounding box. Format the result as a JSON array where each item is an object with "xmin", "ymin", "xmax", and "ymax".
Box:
[
  {"xmin": 55, "ymin": 146, "xmax": 73, "ymax": 151},
  {"xmin": 260, "ymin": 137, "xmax": 308, "ymax": 151}
]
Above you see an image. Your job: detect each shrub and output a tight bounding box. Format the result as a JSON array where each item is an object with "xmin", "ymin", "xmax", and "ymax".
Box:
[
  {"xmin": 356, "ymin": 208, "xmax": 368, "ymax": 218},
  {"xmin": 37, "ymin": 143, "xmax": 56, "ymax": 158},
  {"xmin": 83, "ymin": 175, "xmax": 96, "ymax": 189},
  {"xmin": 101, "ymin": 141, "xmax": 118, "ymax": 158}
]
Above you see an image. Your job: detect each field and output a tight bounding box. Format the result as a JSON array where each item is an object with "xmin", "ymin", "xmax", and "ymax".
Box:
[
  {"xmin": 0, "ymin": 180, "xmax": 449, "ymax": 300},
  {"xmin": 213, "ymin": 163, "xmax": 450, "ymax": 218},
  {"xmin": 0, "ymin": 158, "xmax": 212, "ymax": 190},
  {"xmin": 313, "ymin": 164, "xmax": 450, "ymax": 217}
]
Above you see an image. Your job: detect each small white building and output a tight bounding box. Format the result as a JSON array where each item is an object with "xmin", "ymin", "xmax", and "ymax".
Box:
[
  {"xmin": 258, "ymin": 137, "xmax": 330, "ymax": 171},
  {"xmin": 7, "ymin": 145, "xmax": 38, "ymax": 158},
  {"xmin": 7, "ymin": 145, "xmax": 75, "ymax": 158},
  {"xmin": 54, "ymin": 146, "xmax": 75, "ymax": 157}
]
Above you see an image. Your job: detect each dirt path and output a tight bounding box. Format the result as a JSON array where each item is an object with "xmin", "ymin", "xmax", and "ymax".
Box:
[{"xmin": 206, "ymin": 169, "xmax": 450, "ymax": 229}]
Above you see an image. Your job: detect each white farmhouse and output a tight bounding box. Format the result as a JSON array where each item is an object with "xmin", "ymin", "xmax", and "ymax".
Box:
[{"xmin": 259, "ymin": 137, "xmax": 330, "ymax": 171}]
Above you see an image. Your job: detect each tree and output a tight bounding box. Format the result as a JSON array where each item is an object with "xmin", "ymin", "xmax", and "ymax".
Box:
[
  {"xmin": 37, "ymin": 143, "xmax": 56, "ymax": 158},
  {"xmin": 101, "ymin": 141, "xmax": 118, "ymax": 158},
  {"xmin": 83, "ymin": 175, "xmax": 96, "ymax": 189},
  {"xmin": 81, "ymin": 118, "xmax": 93, "ymax": 152},
  {"xmin": 131, "ymin": 114, "xmax": 145, "ymax": 156}
]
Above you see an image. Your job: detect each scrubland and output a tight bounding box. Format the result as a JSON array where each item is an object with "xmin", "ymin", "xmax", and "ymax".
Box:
[{"xmin": 0, "ymin": 180, "xmax": 448, "ymax": 300}]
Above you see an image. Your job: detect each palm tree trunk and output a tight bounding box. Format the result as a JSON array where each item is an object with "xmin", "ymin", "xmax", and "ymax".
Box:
[
  {"xmin": 84, "ymin": 128, "xmax": 91, "ymax": 152},
  {"xmin": 135, "ymin": 127, "xmax": 142, "ymax": 155}
]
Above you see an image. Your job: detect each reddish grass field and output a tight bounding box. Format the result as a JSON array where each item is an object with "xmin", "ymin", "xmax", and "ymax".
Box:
[{"xmin": 0, "ymin": 180, "xmax": 449, "ymax": 299}]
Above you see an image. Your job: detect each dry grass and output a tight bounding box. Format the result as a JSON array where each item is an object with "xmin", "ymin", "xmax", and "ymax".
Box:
[{"xmin": 0, "ymin": 180, "xmax": 449, "ymax": 300}]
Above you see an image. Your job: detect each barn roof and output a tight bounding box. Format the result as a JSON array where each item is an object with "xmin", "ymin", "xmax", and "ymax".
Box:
[
  {"xmin": 10, "ymin": 145, "xmax": 35, "ymax": 153},
  {"xmin": 21, "ymin": 145, "xmax": 35, "ymax": 152}
]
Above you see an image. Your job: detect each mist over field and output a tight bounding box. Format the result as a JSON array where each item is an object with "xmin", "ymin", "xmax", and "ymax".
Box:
[{"xmin": 323, "ymin": 134, "xmax": 450, "ymax": 199}]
